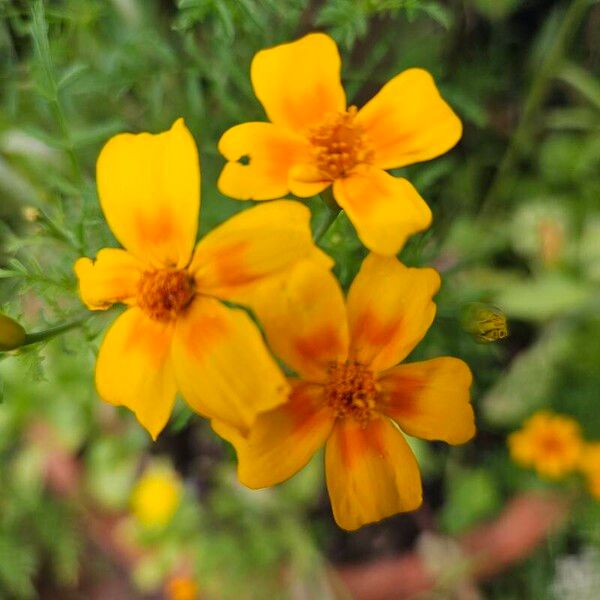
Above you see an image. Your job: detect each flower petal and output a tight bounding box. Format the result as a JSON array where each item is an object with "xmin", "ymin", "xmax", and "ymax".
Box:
[
  {"xmin": 191, "ymin": 200, "xmax": 331, "ymax": 297},
  {"xmin": 228, "ymin": 380, "xmax": 334, "ymax": 489},
  {"xmin": 347, "ymin": 254, "xmax": 440, "ymax": 372},
  {"xmin": 333, "ymin": 166, "xmax": 431, "ymax": 256},
  {"xmin": 378, "ymin": 357, "xmax": 475, "ymax": 445},
  {"xmin": 356, "ymin": 68, "xmax": 462, "ymax": 170},
  {"xmin": 75, "ymin": 248, "xmax": 143, "ymax": 310},
  {"xmin": 247, "ymin": 261, "xmax": 349, "ymax": 381},
  {"xmin": 96, "ymin": 118, "xmax": 200, "ymax": 268},
  {"xmin": 288, "ymin": 163, "xmax": 331, "ymax": 198},
  {"xmin": 325, "ymin": 417, "xmax": 422, "ymax": 530},
  {"xmin": 95, "ymin": 307, "xmax": 177, "ymax": 440},
  {"xmin": 251, "ymin": 33, "xmax": 346, "ymax": 132},
  {"xmin": 172, "ymin": 296, "xmax": 289, "ymax": 434},
  {"xmin": 218, "ymin": 122, "xmax": 310, "ymax": 200}
]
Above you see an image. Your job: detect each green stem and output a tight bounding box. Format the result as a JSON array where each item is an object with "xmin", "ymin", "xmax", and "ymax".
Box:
[
  {"xmin": 480, "ymin": 0, "xmax": 591, "ymax": 216},
  {"xmin": 313, "ymin": 189, "xmax": 341, "ymax": 242},
  {"xmin": 21, "ymin": 314, "xmax": 90, "ymax": 347}
]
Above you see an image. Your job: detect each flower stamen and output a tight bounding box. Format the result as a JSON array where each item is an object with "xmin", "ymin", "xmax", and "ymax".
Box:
[
  {"xmin": 137, "ymin": 269, "xmax": 195, "ymax": 322},
  {"xmin": 325, "ymin": 360, "xmax": 378, "ymax": 426},
  {"xmin": 308, "ymin": 106, "xmax": 373, "ymax": 180}
]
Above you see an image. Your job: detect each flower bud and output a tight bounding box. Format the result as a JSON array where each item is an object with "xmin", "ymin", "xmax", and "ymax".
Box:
[
  {"xmin": 461, "ymin": 302, "xmax": 508, "ymax": 343},
  {"xmin": 0, "ymin": 313, "xmax": 27, "ymax": 351}
]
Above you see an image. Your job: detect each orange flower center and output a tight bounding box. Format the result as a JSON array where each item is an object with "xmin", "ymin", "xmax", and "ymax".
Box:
[
  {"xmin": 137, "ymin": 269, "xmax": 195, "ymax": 322},
  {"xmin": 308, "ymin": 106, "xmax": 373, "ymax": 180},
  {"xmin": 325, "ymin": 360, "xmax": 378, "ymax": 425}
]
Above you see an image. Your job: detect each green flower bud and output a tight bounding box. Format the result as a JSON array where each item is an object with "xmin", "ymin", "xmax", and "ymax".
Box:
[{"xmin": 0, "ymin": 314, "xmax": 27, "ymax": 351}]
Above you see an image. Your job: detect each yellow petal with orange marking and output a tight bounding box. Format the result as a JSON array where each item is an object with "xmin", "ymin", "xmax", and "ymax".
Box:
[
  {"xmin": 378, "ymin": 357, "xmax": 475, "ymax": 445},
  {"xmin": 232, "ymin": 380, "xmax": 334, "ymax": 489},
  {"xmin": 325, "ymin": 417, "xmax": 422, "ymax": 531},
  {"xmin": 95, "ymin": 307, "xmax": 177, "ymax": 440},
  {"xmin": 356, "ymin": 68, "xmax": 462, "ymax": 170},
  {"xmin": 218, "ymin": 122, "xmax": 310, "ymax": 200},
  {"xmin": 96, "ymin": 119, "xmax": 200, "ymax": 268},
  {"xmin": 251, "ymin": 33, "xmax": 346, "ymax": 132},
  {"xmin": 191, "ymin": 200, "xmax": 332, "ymax": 299},
  {"xmin": 246, "ymin": 261, "xmax": 348, "ymax": 381},
  {"xmin": 347, "ymin": 254, "xmax": 440, "ymax": 372},
  {"xmin": 75, "ymin": 248, "xmax": 143, "ymax": 310},
  {"xmin": 333, "ymin": 166, "xmax": 431, "ymax": 256},
  {"xmin": 172, "ymin": 296, "xmax": 289, "ymax": 434}
]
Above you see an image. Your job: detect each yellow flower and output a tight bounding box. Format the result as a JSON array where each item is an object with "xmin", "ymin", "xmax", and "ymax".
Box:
[
  {"xmin": 580, "ymin": 443, "xmax": 600, "ymax": 499},
  {"xmin": 131, "ymin": 464, "xmax": 182, "ymax": 528},
  {"xmin": 75, "ymin": 119, "xmax": 330, "ymax": 439},
  {"xmin": 215, "ymin": 254, "xmax": 474, "ymax": 530},
  {"xmin": 218, "ymin": 32, "xmax": 462, "ymax": 256},
  {"xmin": 508, "ymin": 411, "xmax": 583, "ymax": 479},
  {"xmin": 165, "ymin": 576, "xmax": 199, "ymax": 600}
]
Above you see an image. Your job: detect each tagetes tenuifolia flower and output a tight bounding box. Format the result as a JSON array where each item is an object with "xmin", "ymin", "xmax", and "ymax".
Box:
[
  {"xmin": 218, "ymin": 33, "xmax": 462, "ymax": 255},
  {"xmin": 215, "ymin": 254, "xmax": 475, "ymax": 530},
  {"xmin": 508, "ymin": 412, "xmax": 584, "ymax": 479},
  {"xmin": 165, "ymin": 576, "xmax": 199, "ymax": 600},
  {"xmin": 76, "ymin": 119, "xmax": 329, "ymax": 439},
  {"xmin": 580, "ymin": 443, "xmax": 600, "ymax": 499}
]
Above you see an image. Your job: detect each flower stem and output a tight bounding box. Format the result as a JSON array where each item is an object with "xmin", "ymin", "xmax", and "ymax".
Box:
[
  {"xmin": 314, "ymin": 189, "xmax": 341, "ymax": 242},
  {"xmin": 20, "ymin": 314, "xmax": 91, "ymax": 348}
]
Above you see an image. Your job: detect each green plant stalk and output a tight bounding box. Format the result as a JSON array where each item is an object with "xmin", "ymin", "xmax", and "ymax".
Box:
[
  {"xmin": 480, "ymin": 0, "xmax": 592, "ymax": 216},
  {"xmin": 20, "ymin": 314, "xmax": 91, "ymax": 348},
  {"xmin": 314, "ymin": 188, "xmax": 341, "ymax": 242}
]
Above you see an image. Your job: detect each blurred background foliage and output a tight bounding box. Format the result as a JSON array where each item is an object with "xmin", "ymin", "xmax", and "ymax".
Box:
[{"xmin": 0, "ymin": 0, "xmax": 599, "ymax": 598}]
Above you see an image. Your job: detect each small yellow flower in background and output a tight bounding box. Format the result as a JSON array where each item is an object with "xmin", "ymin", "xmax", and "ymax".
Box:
[
  {"xmin": 131, "ymin": 464, "xmax": 182, "ymax": 528},
  {"xmin": 508, "ymin": 411, "xmax": 584, "ymax": 479},
  {"xmin": 215, "ymin": 254, "xmax": 474, "ymax": 530},
  {"xmin": 580, "ymin": 443, "xmax": 600, "ymax": 499},
  {"xmin": 165, "ymin": 575, "xmax": 199, "ymax": 600},
  {"xmin": 75, "ymin": 119, "xmax": 331, "ymax": 439},
  {"xmin": 218, "ymin": 32, "xmax": 462, "ymax": 256}
]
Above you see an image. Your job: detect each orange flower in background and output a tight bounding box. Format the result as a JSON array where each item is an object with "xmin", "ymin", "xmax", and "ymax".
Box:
[
  {"xmin": 218, "ymin": 33, "xmax": 462, "ymax": 255},
  {"xmin": 215, "ymin": 254, "xmax": 474, "ymax": 530},
  {"xmin": 508, "ymin": 411, "xmax": 583, "ymax": 479},
  {"xmin": 165, "ymin": 575, "xmax": 199, "ymax": 600},
  {"xmin": 580, "ymin": 443, "xmax": 600, "ymax": 499},
  {"xmin": 75, "ymin": 119, "xmax": 331, "ymax": 439}
]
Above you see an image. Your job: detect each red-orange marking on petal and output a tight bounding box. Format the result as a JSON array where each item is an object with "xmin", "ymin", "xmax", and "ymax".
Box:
[
  {"xmin": 179, "ymin": 310, "xmax": 228, "ymax": 361},
  {"xmin": 122, "ymin": 313, "xmax": 170, "ymax": 369},
  {"xmin": 210, "ymin": 240, "xmax": 253, "ymax": 286},
  {"xmin": 379, "ymin": 375, "xmax": 424, "ymax": 419},
  {"xmin": 294, "ymin": 324, "xmax": 346, "ymax": 367},
  {"xmin": 135, "ymin": 207, "xmax": 176, "ymax": 248},
  {"xmin": 352, "ymin": 310, "xmax": 400, "ymax": 350}
]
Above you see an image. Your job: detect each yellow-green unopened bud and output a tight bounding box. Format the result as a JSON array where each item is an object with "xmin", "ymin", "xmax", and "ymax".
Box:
[{"xmin": 0, "ymin": 314, "xmax": 26, "ymax": 351}]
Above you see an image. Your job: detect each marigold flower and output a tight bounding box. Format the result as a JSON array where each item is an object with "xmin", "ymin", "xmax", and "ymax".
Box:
[
  {"xmin": 75, "ymin": 119, "xmax": 330, "ymax": 439},
  {"xmin": 214, "ymin": 254, "xmax": 474, "ymax": 530},
  {"xmin": 580, "ymin": 443, "xmax": 600, "ymax": 499},
  {"xmin": 508, "ymin": 412, "xmax": 583, "ymax": 479},
  {"xmin": 131, "ymin": 464, "xmax": 182, "ymax": 528},
  {"xmin": 165, "ymin": 576, "xmax": 199, "ymax": 600},
  {"xmin": 218, "ymin": 32, "xmax": 462, "ymax": 255}
]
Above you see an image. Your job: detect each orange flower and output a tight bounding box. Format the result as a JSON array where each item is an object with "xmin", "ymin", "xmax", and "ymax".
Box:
[
  {"xmin": 579, "ymin": 443, "xmax": 600, "ymax": 499},
  {"xmin": 215, "ymin": 254, "xmax": 474, "ymax": 530},
  {"xmin": 218, "ymin": 33, "xmax": 462, "ymax": 255},
  {"xmin": 75, "ymin": 119, "xmax": 330, "ymax": 439},
  {"xmin": 508, "ymin": 411, "xmax": 583, "ymax": 479},
  {"xmin": 165, "ymin": 576, "xmax": 199, "ymax": 600}
]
